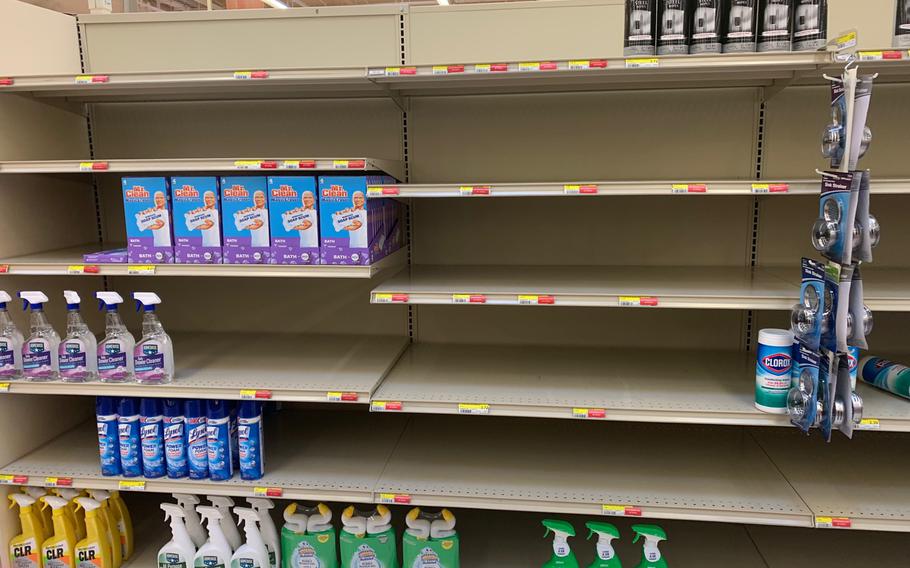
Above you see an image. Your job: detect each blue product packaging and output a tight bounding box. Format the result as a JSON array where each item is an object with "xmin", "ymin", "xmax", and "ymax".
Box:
[
  {"xmin": 220, "ymin": 177, "xmax": 270, "ymax": 264},
  {"xmin": 821, "ymin": 261, "xmax": 853, "ymax": 354},
  {"xmin": 96, "ymin": 396, "xmax": 121, "ymax": 477},
  {"xmin": 184, "ymin": 399, "xmax": 209, "ymax": 480},
  {"xmin": 229, "ymin": 400, "xmax": 240, "ymax": 470},
  {"xmin": 818, "ymin": 348, "xmax": 837, "ymax": 442},
  {"xmin": 163, "ymin": 399, "xmax": 188, "ymax": 479},
  {"xmin": 847, "ymin": 345, "xmax": 860, "ymax": 390},
  {"xmin": 206, "ymin": 400, "xmax": 234, "ymax": 481},
  {"xmin": 791, "ymin": 258, "xmax": 826, "ymax": 351},
  {"xmin": 122, "ymin": 177, "xmax": 174, "ymax": 264},
  {"xmin": 811, "ymin": 172, "xmax": 858, "ymax": 265},
  {"xmin": 755, "ymin": 329, "xmax": 794, "ymax": 414},
  {"xmin": 171, "ymin": 177, "xmax": 222, "ymax": 264},
  {"xmin": 238, "ymin": 401, "xmax": 265, "ymax": 480},
  {"xmin": 788, "ymin": 340, "xmax": 821, "ymax": 433},
  {"xmin": 140, "ymin": 398, "xmax": 165, "ymax": 478},
  {"xmin": 318, "ymin": 175, "xmax": 399, "ymax": 265},
  {"xmin": 268, "ymin": 176, "xmax": 320, "ymax": 265},
  {"xmin": 117, "ymin": 397, "xmax": 143, "ymax": 477}
]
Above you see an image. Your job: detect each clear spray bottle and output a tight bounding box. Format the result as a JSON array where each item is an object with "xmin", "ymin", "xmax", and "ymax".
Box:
[
  {"xmin": 0, "ymin": 291, "xmax": 24, "ymax": 380},
  {"xmin": 132, "ymin": 292, "xmax": 173, "ymax": 384},
  {"xmin": 59, "ymin": 290, "xmax": 98, "ymax": 382},
  {"xmin": 18, "ymin": 291, "xmax": 60, "ymax": 381},
  {"xmin": 96, "ymin": 292, "xmax": 135, "ymax": 383}
]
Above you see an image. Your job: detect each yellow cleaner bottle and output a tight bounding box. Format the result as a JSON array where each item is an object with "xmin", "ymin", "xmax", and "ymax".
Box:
[
  {"xmin": 8, "ymin": 493, "xmax": 43, "ymax": 568},
  {"xmin": 74, "ymin": 497, "xmax": 112, "ymax": 568},
  {"xmin": 158, "ymin": 503, "xmax": 198, "ymax": 568},
  {"xmin": 22, "ymin": 487, "xmax": 52, "ymax": 537},
  {"xmin": 55, "ymin": 489, "xmax": 86, "ymax": 542},
  {"xmin": 41, "ymin": 495, "xmax": 77, "ymax": 568},
  {"xmin": 86, "ymin": 490, "xmax": 122, "ymax": 568},
  {"xmin": 108, "ymin": 491, "xmax": 134, "ymax": 561}
]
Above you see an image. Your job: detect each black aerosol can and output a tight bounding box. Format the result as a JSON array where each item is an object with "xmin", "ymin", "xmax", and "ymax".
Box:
[
  {"xmin": 758, "ymin": 0, "xmax": 794, "ymax": 52},
  {"xmin": 658, "ymin": 0, "xmax": 691, "ymax": 54},
  {"xmin": 792, "ymin": 0, "xmax": 827, "ymax": 51},
  {"xmin": 895, "ymin": 0, "xmax": 910, "ymax": 48},
  {"xmin": 723, "ymin": 0, "xmax": 758, "ymax": 52},
  {"xmin": 690, "ymin": 0, "xmax": 726, "ymax": 53},
  {"xmin": 625, "ymin": 0, "xmax": 657, "ymax": 55}
]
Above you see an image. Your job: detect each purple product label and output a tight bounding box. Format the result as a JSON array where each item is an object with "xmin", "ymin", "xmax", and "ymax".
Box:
[
  {"xmin": 127, "ymin": 240, "xmax": 174, "ymax": 264},
  {"xmin": 175, "ymin": 240, "xmax": 222, "ymax": 264},
  {"xmin": 59, "ymin": 351, "xmax": 87, "ymax": 371},
  {"xmin": 223, "ymin": 241, "xmax": 271, "ymax": 264},
  {"xmin": 0, "ymin": 348, "xmax": 13, "ymax": 367},
  {"xmin": 271, "ymin": 247, "xmax": 319, "ymax": 265},
  {"xmin": 98, "ymin": 345, "xmax": 129, "ymax": 380},
  {"xmin": 22, "ymin": 341, "xmax": 51, "ymax": 370}
]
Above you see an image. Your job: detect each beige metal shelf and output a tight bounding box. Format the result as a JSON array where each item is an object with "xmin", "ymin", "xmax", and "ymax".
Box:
[
  {"xmin": 763, "ymin": 266, "xmax": 910, "ymax": 312},
  {"xmin": 0, "ymin": 157, "xmax": 405, "ymax": 181},
  {"xmin": 0, "ymin": 245, "xmax": 407, "ymax": 279},
  {"xmin": 371, "ymin": 265, "xmax": 800, "ymax": 310},
  {"xmin": 369, "ymin": 343, "xmax": 910, "ymax": 431},
  {"xmin": 367, "ymin": 178, "xmax": 910, "ymax": 198},
  {"xmin": 2, "ymin": 333, "xmax": 408, "ymax": 403}
]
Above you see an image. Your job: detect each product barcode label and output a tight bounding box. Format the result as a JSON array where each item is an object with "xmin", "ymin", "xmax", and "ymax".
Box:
[
  {"xmin": 452, "ymin": 294, "xmax": 487, "ymax": 304},
  {"xmin": 127, "ymin": 265, "xmax": 156, "ymax": 275},
  {"xmin": 564, "ymin": 184, "xmax": 599, "ymax": 195},
  {"xmin": 75, "ymin": 75, "xmax": 109, "ymax": 84},
  {"xmin": 815, "ymin": 516, "xmax": 851, "ymax": 529},
  {"xmin": 367, "ymin": 186, "xmax": 400, "ymax": 197},
  {"xmin": 458, "ymin": 403, "xmax": 490, "ymax": 415},
  {"xmin": 602, "ymin": 504, "xmax": 642, "ymax": 517},
  {"xmin": 67, "ymin": 265, "xmax": 100, "ymax": 274},
  {"xmin": 572, "ymin": 408, "xmax": 606, "ymax": 419},
  {"xmin": 118, "ymin": 480, "xmax": 146, "ymax": 491},
  {"xmin": 618, "ymin": 296, "xmax": 659, "ymax": 307},
  {"xmin": 751, "ymin": 183, "xmax": 789, "ymax": 194},
  {"xmin": 44, "ymin": 477, "xmax": 73, "ymax": 488},
  {"xmin": 625, "ymin": 58, "xmax": 658, "ymax": 68},
  {"xmin": 671, "ymin": 183, "xmax": 707, "ymax": 194},
  {"xmin": 459, "ymin": 185, "xmax": 491, "ymax": 196},
  {"xmin": 240, "ymin": 389, "xmax": 272, "ymax": 400},
  {"xmin": 333, "ymin": 160, "xmax": 366, "ymax": 169},
  {"xmin": 517, "ymin": 295, "xmax": 556, "ymax": 305},
  {"xmin": 79, "ymin": 161, "xmax": 109, "ymax": 172},
  {"xmin": 327, "ymin": 391, "xmax": 359, "ymax": 402},
  {"xmin": 0, "ymin": 383, "xmax": 9, "ymax": 392},
  {"xmin": 855, "ymin": 418, "xmax": 881, "ymax": 430},
  {"xmin": 253, "ymin": 487, "xmax": 283, "ymax": 497},
  {"xmin": 432, "ymin": 65, "xmax": 466, "ymax": 75},
  {"xmin": 233, "ymin": 71, "xmax": 269, "ymax": 80},
  {"xmin": 371, "ymin": 401, "xmax": 403, "ymax": 412},
  {"xmin": 834, "ymin": 31, "xmax": 857, "ymax": 51},
  {"xmin": 373, "ymin": 293, "xmax": 409, "ymax": 303},
  {"xmin": 0, "ymin": 474, "xmax": 28, "ymax": 485},
  {"xmin": 378, "ymin": 493, "xmax": 412, "ymax": 504}
]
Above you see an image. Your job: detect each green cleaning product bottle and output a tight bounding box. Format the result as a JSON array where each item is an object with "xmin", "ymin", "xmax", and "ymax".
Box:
[
  {"xmin": 631, "ymin": 525, "xmax": 667, "ymax": 568},
  {"xmin": 281, "ymin": 502, "xmax": 338, "ymax": 568},
  {"xmin": 585, "ymin": 522, "xmax": 621, "ymax": 568},
  {"xmin": 402, "ymin": 508, "xmax": 460, "ymax": 568},
  {"xmin": 542, "ymin": 520, "xmax": 579, "ymax": 568},
  {"xmin": 8, "ymin": 493, "xmax": 43, "ymax": 568},
  {"xmin": 340, "ymin": 505, "xmax": 397, "ymax": 568}
]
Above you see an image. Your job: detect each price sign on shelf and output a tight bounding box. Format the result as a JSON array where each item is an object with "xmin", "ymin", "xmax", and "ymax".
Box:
[
  {"xmin": 0, "ymin": 474, "xmax": 28, "ymax": 485},
  {"xmin": 518, "ymin": 295, "xmax": 556, "ymax": 305},
  {"xmin": 371, "ymin": 401, "xmax": 403, "ymax": 412},
  {"xmin": 432, "ymin": 65, "xmax": 466, "ymax": 75},
  {"xmin": 602, "ymin": 504, "xmax": 642, "ymax": 517},
  {"xmin": 751, "ymin": 183, "xmax": 789, "ymax": 194},
  {"xmin": 618, "ymin": 296, "xmax": 659, "ymax": 308},
  {"xmin": 855, "ymin": 418, "xmax": 881, "ymax": 430},
  {"xmin": 0, "ymin": 265, "xmax": 8, "ymax": 274},
  {"xmin": 564, "ymin": 184, "xmax": 599, "ymax": 195},
  {"xmin": 378, "ymin": 493, "xmax": 412, "ymax": 504},
  {"xmin": 452, "ymin": 294, "xmax": 487, "ymax": 304},
  {"xmin": 671, "ymin": 183, "xmax": 707, "ymax": 194},
  {"xmin": 457, "ymin": 403, "xmax": 490, "ymax": 415},
  {"xmin": 240, "ymin": 389, "xmax": 272, "ymax": 400},
  {"xmin": 373, "ymin": 293, "xmax": 409, "ymax": 304},
  {"xmin": 833, "ymin": 31, "xmax": 857, "ymax": 52},
  {"xmin": 572, "ymin": 408, "xmax": 606, "ymax": 419},
  {"xmin": 367, "ymin": 186, "xmax": 400, "ymax": 197},
  {"xmin": 118, "ymin": 480, "xmax": 146, "ymax": 492},
  {"xmin": 127, "ymin": 265, "xmax": 156, "ymax": 275},
  {"xmin": 459, "ymin": 185, "xmax": 491, "ymax": 196},
  {"xmin": 568, "ymin": 60, "xmax": 608, "ymax": 70},
  {"xmin": 253, "ymin": 487, "xmax": 283, "ymax": 497},
  {"xmin": 75, "ymin": 75, "xmax": 109, "ymax": 84},
  {"xmin": 0, "ymin": 78, "xmax": 13, "ymax": 86},
  {"xmin": 79, "ymin": 162, "xmax": 109, "ymax": 172},
  {"xmin": 67, "ymin": 265, "xmax": 100, "ymax": 275},
  {"xmin": 233, "ymin": 71, "xmax": 269, "ymax": 80},
  {"xmin": 383, "ymin": 67, "xmax": 417, "ymax": 76},
  {"xmin": 815, "ymin": 516, "xmax": 851, "ymax": 529},
  {"xmin": 518, "ymin": 62, "xmax": 541, "ymax": 72},
  {"xmin": 0, "ymin": 383, "xmax": 10, "ymax": 392},
  {"xmin": 625, "ymin": 58, "xmax": 659, "ymax": 69},
  {"xmin": 857, "ymin": 51, "xmax": 903, "ymax": 61},
  {"xmin": 327, "ymin": 391, "xmax": 359, "ymax": 402},
  {"xmin": 333, "ymin": 160, "xmax": 366, "ymax": 169},
  {"xmin": 44, "ymin": 477, "xmax": 73, "ymax": 488}
]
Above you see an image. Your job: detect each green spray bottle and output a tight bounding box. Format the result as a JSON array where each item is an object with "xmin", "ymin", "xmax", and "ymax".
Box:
[
  {"xmin": 585, "ymin": 522, "xmax": 621, "ymax": 568},
  {"xmin": 631, "ymin": 525, "xmax": 667, "ymax": 568},
  {"xmin": 542, "ymin": 520, "xmax": 579, "ymax": 568}
]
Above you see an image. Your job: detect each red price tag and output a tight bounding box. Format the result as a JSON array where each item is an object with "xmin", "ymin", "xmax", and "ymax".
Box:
[
  {"xmin": 298, "ymin": 160, "xmax": 316, "ymax": 169},
  {"xmin": 0, "ymin": 265, "xmax": 9, "ymax": 274},
  {"xmin": 0, "ymin": 78, "xmax": 13, "ymax": 86},
  {"xmin": 490, "ymin": 64, "xmax": 508, "ymax": 72}
]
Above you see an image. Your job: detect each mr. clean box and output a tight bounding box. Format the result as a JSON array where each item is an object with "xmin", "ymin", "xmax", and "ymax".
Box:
[
  {"xmin": 268, "ymin": 176, "xmax": 319, "ymax": 265},
  {"xmin": 122, "ymin": 177, "xmax": 174, "ymax": 264},
  {"xmin": 318, "ymin": 175, "xmax": 401, "ymax": 265},
  {"xmin": 171, "ymin": 176, "xmax": 222, "ymax": 264},
  {"xmin": 220, "ymin": 177, "xmax": 271, "ymax": 264}
]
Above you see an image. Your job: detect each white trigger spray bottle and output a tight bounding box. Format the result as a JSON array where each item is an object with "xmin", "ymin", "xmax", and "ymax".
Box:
[
  {"xmin": 194, "ymin": 506, "xmax": 233, "ymax": 568},
  {"xmin": 158, "ymin": 503, "xmax": 197, "ymax": 568},
  {"xmin": 0, "ymin": 291, "xmax": 24, "ymax": 380},
  {"xmin": 132, "ymin": 292, "xmax": 174, "ymax": 384},
  {"xmin": 247, "ymin": 498, "xmax": 280, "ymax": 568},
  {"xmin": 207, "ymin": 496, "xmax": 242, "ymax": 551},
  {"xmin": 60, "ymin": 290, "xmax": 98, "ymax": 382},
  {"xmin": 632, "ymin": 524, "xmax": 668, "ymax": 568},
  {"xmin": 231, "ymin": 508, "xmax": 270, "ymax": 568},
  {"xmin": 19, "ymin": 291, "xmax": 60, "ymax": 381},
  {"xmin": 172, "ymin": 494, "xmax": 206, "ymax": 548},
  {"xmin": 96, "ymin": 292, "xmax": 135, "ymax": 382}
]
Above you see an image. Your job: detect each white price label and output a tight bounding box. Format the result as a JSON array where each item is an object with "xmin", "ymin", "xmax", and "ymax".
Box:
[
  {"xmin": 457, "ymin": 403, "xmax": 490, "ymax": 415},
  {"xmin": 602, "ymin": 504, "xmax": 642, "ymax": 517},
  {"xmin": 371, "ymin": 401, "xmax": 403, "ymax": 412},
  {"xmin": 118, "ymin": 480, "xmax": 146, "ymax": 491},
  {"xmin": 127, "ymin": 265, "xmax": 156, "ymax": 275},
  {"xmin": 855, "ymin": 418, "xmax": 880, "ymax": 430},
  {"xmin": 625, "ymin": 58, "xmax": 659, "ymax": 68}
]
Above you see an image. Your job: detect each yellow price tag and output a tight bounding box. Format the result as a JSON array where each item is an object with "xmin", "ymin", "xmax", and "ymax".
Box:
[
  {"xmin": 234, "ymin": 160, "xmax": 262, "ymax": 169},
  {"xmin": 127, "ymin": 265, "xmax": 156, "ymax": 275},
  {"xmin": 457, "ymin": 403, "xmax": 490, "ymax": 415},
  {"xmin": 253, "ymin": 487, "xmax": 283, "ymax": 497},
  {"xmin": 856, "ymin": 418, "xmax": 880, "ymax": 430},
  {"xmin": 378, "ymin": 493, "xmax": 412, "ymax": 504},
  {"xmin": 602, "ymin": 504, "xmax": 642, "ymax": 517},
  {"xmin": 568, "ymin": 60, "xmax": 590, "ymax": 70},
  {"xmin": 474, "ymin": 64, "xmax": 491, "ymax": 73},
  {"xmin": 371, "ymin": 401, "xmax": 403, "ymax": 412},
  {"xmin": 815, "ymin": 516, "xmax": 851, "ymax": 528},
  {"xmin": 625, "ymin": 58, "xmax": 659, "ymax": 68},
  {"xmin": 432, "ymin": 65, "xmax": 449, "ymax": 75},
  {"xmin": 835, "ymin": 31, "xmax": 857, "ymax": 51},
  {"xmin": 118, "ymin": 480, "xmax": 146, "ymax": 491},
  {"xmin": 518, "ymin": 62, "xmax": 540, "ymax": 71},
  {"xmin": 44, "ymin": 477, "xmax": 73, "ymax": 488},
  {"xmin": 0, "ymin": 383, "xmax": 11, "ymax": 392},
  {"xmin": 572, "ymin": 408, "xmax": 606, "ymax": 419},
  {"xmin": 67, "ymin": 265, "xmax": 86, "ymax": 274}
]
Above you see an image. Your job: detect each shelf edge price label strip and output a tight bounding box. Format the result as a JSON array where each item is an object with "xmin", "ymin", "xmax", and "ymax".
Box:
[
  {"xmin": 253, "ymin": 487, "xmax": 283, "ymax": 497},
  {"xmin": 564, "ymin": 184, "xmax": 599, "ymax": 195},
  {"xmin": 857, "ymin": 50, "xmax": 904, "ymax": 61},
  {"xmin": 518, "ymin": 294, "xmax": 556, "ymax": 305},
  {"xmin": 625, "ymin": 58, "xmax": 659, "ymax": 69},
  {"xmin": 118, "ymin": 480, "xmax": 146, "ymax": 492},
  {"xmin": 367, "ymin": 186, "xmax": 399, "ymax": 197},
  {"xmin": 75, "ymin": 75, "xmax": 109, "ymax": 84},
  {"xmin": 67, "ymin": 265, "xmax": 100, "ymax": 275},
  {"xmin": 671, "ymin": 183, "xmax": 707, "ymax": 194},
  {"xmin": 452, "ymin": 294, "xmax": 487, "ymax": 304},
  {"xmin": 0, "ymin": 382, "xmax": 10, "ymax": 392},
  {"xmin": 457, "ymin": 403, "xmax": 490, "ymax": 415},
  {"xmin": 384, "ymin": 67, "xmax": 417, "ymax": 77},
  {"xmin": 618, "ymin": 296, "xmax": 659, "ymax": 308},
  {"xmin": 44, "ymin": 477, "xmax": 73, "ymax": 488},
  {"xmin": 79, "ymin": 162, "xmax": 109, "ymax": 172},
  {"xmin": 572, "ymin": 408, "xmax": 606, "ymax": 419},
  {"xmin": 855, "ymin": 418, "xmax": 880, "ymax": 430},
  {"xmin": 240, "ymin": 389, "xmax": 272, "ymax": 400},
  {"xmin": 0, "ymin": 264, "xmax": 8, "ymax": 274},
  {"xmin": 371, "ymin": 401, "xmax": 403, "ymax": 412},
  {"xmin": 459, "ymin": 185, "xmax": 492, "ymax": 196},
  {"xmin": 327, "ymin": 391, "xmax": 359, "ymax": 402},
  {"xmin": 233, "ymin": 71, "xmax": 269, "ymax": 80},
  {"xmin": 127, "ymin": 265, "xmax": 156, "ymax": 276},
  {"xmin": 0, "ymin": 474, "xmax": 28, "ymax": 485},
  {"xmin": 815, "ymin": 516, "xmax": 851, "ymax": 529},
  {"xmin": 751, "ymin": 183, "xmax": 789, "ymax": 194},
  {"xmin": 834, "ymin": 31, "xmax": 857, "ymax": 52},
  {"xmin": 378, "ymin": 493, "xmax": 412, "ymax": 505},
  {"xmin": 602, "ymin": 504, "xmax": 642, "ymax": 517},
  {"xmin": 432, "ymin": 65, "xmax": 465, "ymax": 75},
  {"xmin": 373, "ymin": 293, "xmax": 409, "ymax": 304},
  {"xmin": 334, "ymin": 160, "xmax": 366, "ymax": 169},
  {"xmin": 0, "ymin": 78, "xmax": 13, "ymax": 86}
]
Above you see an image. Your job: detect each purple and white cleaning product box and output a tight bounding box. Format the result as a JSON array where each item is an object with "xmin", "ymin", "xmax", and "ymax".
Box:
[
  {"xmin": 268, "ymin": 176, "xmax": 319, "ymax": 265},
  {"xmin": 318, "ymin": 175, "xmax": 400, "ymax": 265},
  {"xmin": 83, "ymin": 248, "xmax": 128, "ymax": 264},
  {"xmin": 172, "ymin": 177, "xmax": 222, "ymax": 264},
  {"xmin": 122, "ymin": 177, "xmax": 174, "ymax": 264},
  {"xmin": 220, "ymin": 177, "xmax": 270, "ymax": 264}
]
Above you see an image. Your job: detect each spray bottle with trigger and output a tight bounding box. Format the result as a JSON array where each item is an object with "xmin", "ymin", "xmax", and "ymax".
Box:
[
  {"xmin": 22, "ymin": 487, "xmax": 52, "ymax": 536},
  {"xmin": 231, "ymin": 508, "xmax": 270, "ymax": 568},
  {"xmin": 0, "ymin": 290, "xmax": 24, "ymax": 380},
  {"xmin": 632, "ymin": 525, "xmax": 668, "ymax": 568},
  {"xmin": 585, "ymin": 522, "xmax": 621, "ymax": 568},
  {"xmin": 59, "ymin": 290, "xmax": 98, "ymax": 382},
  {"xmin": 74, "ymin": 497, "xmax": 113, "ymax": 568},
  {"xmin": 8, "ymin": 493, "xmax": 43, "ymax": 568},
  {"xmin": 542, "ymin": 519, "xmax": 579, "ymax": 568},
  {"xmin": 158, "ymin": 503, "xmax": 197, "ymax": 568},
  {"xmin": 96, "ymin": 292, "xmax": 135, "ymax": 382},
  {"xmin": 194, "ymin": 505, "xmax": 233, "ymax": 568},
  {"xmin": 40, "ymin": 495, "xmax": 77, "ymax": 568},
  {"xmin": 247, "ymin": 497, "xmax": 280, "ymax": 568},
  {"xmin": 133, "ymin": 292, "xmax": 174, "ymax": 384},
  {"xmin": 19, "ymin": 291, "xmax": 60, "ymax": 381},
  {"xmin": 55, "ymin": 488, "xmax": 86, "ymax": 541},
  {"xmin": 173, "ymin": 494, "xmax": 207, "ymax": 549},
  {"xmin": 207, "ymin": 495, "xmax": 242, "ymax": 551},
  {"xmin": 86, "ymin": 489, "xmax": 123, "ymax": 568}
]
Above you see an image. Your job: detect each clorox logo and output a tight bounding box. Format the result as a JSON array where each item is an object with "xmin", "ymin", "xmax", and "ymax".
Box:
[
  {"xmin": 761, "ymin": 353, "xmax": 792, "ymax": 376},
  {"xmin": 847, "ymin": 353, "xmax": 857, "ymax": 371}
]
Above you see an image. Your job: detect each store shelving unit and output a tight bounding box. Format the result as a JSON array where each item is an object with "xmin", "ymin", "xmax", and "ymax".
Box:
[{"xmin": 0, "ymin": 244, "xmax": 407, "ymax": 278}]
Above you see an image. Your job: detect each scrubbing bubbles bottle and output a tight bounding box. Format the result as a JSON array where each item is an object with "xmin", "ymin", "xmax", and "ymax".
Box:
[
  {"xmin": 0, "ymin": 291, "xmax": 24, "ymax": 380},
  {"xmin": 632, "ymin": 525, "xmax": 668, "ymax": 568},
  {"xmin": 133, "ymin": 292, "xmax": 174, "ymax": 384},
  {"xmin": 542, "ymin": 519, "xmax": 579, "ymax": 568},
  {"xmin": 19, "ymin": 291, "xmax": 60, "ymax": 381}
]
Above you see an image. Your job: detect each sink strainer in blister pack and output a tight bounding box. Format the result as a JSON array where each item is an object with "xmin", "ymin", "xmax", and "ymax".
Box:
[{"xmin": 790, "ymin": 258, "xmax": 826, "ymax": 351}]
